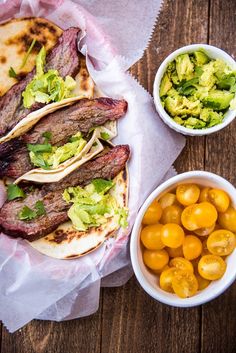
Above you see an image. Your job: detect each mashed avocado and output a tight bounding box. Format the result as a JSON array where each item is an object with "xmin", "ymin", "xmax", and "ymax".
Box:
[{"xmin": 160, "ymin": 51, "xmax": 236, "ymax": 129}]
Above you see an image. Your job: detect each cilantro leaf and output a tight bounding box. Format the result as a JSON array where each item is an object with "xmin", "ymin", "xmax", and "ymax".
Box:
[
  {"xmin": 18, "ymin": 201, "xmax": 46, "ymax": 221},
  {"xmin": 7, "ymin": 184, "xmax": 25, "ymax": 201},
  {"xmin": 9, "ymin": 67, "xmax": 18, "ymax": 79},
  {"xmin": 35, "ymin": 200, "xmax": 46, "ymax": 217},
  {"xmin": 18, "ymin": 206, "xmax": 36, "ymax": 221},
  {"xmin": 42, "ymin": 131, "xmax": 52, "ymax": 141}
]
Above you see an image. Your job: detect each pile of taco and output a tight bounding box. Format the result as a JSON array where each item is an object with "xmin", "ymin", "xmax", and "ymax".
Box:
[{"xmin": 0, "ymin": 17, "xmax": 130, "ymax": 259}]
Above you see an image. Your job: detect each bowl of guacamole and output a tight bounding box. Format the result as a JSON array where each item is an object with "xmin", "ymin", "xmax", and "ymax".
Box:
[{"xmin": 153, "ymin": 44, "xmax": 236, "ymax": 135}]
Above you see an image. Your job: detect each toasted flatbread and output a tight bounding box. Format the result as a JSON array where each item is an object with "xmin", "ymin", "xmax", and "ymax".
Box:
[{"xmin": 0, "ymin": 17, "xmax": 63, "ymax": 96}]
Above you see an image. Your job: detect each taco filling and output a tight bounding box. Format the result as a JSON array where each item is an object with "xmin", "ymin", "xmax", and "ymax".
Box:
[
  {"xmin": 0, "ymin": 27, "xmax": 81, "ymax": 138},
  {"xmin": 0, "ymin": 98, "xmax": 127, "ymax": 179},
  {"xmin": 0, "ymin": 145, "xmax": 130, "ymax": 243}
]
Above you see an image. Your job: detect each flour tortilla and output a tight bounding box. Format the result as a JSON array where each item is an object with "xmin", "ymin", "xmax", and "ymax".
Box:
[
  {"xmin": 0, "ymin": 17, "xmax": 63, "ymax": 96},
  {"xmin": 0, "ymin": 18, "xmax": 94, "ymax": 144},
  {"xmin": 29, "ymin": 167, "xmax": 129, "ymax": 259}
]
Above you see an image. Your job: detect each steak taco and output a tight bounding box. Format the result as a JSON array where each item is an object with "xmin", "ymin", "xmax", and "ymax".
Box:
[
  {"xmin": 0, "ymin": 19, "xmax": 94, "ymax": 144},
  {"xmin": 0, "ymin": 145, "xmax": 130, "ymax": 259},
  {"xmin": 0, "ymin": 97, "xmax": 127, "ymax": 183}
]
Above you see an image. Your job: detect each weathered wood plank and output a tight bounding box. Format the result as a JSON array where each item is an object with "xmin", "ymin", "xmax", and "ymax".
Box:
[
  {"xmin": 101, "ymin": 0, "xmax": 209, "ymax": 352},
  {"xmin": 1, "ymin": 304, "xmax": 102, "ymax": 353},
  {"xmin": 202, "ymin": 0, "xmax": 236, "ymax": 352}
]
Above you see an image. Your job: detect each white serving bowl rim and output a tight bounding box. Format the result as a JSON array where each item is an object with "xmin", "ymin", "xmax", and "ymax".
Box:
[
  {"xmin": 130, "ymin": 171, "xmax": 236, "ymax": 307},
  {"xmin": 153, "ymin": 44, "xmax": 236, "ymax": 136}
]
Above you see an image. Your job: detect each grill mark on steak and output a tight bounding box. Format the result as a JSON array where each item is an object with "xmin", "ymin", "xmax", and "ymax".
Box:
[
  {"xmin": 0, "ymin": 98, "xmax": 128, "ymax": 178},
  {"xmin": 0, "ymin": 145, "xmax": 130, "ymax": 241},
  {"xmin": 0, "ymin": 28, "xmax": 80, "ymax": 138}
]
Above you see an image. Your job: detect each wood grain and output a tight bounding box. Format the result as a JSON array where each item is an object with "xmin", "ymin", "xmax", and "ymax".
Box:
[
  {"xmin": 1, "ymin": 305, "xmax": 102, "ymax": 353},
  {"xmin": 102, "ymin": 1, "xmax": 209, "ymax": 353},
  {"xmin": 1, "ymin": 1, "xmax": 236, "ymax": 352},
  {"xmin": 201, "ymin": 1, "xmax": 236, "ymax": 352}
]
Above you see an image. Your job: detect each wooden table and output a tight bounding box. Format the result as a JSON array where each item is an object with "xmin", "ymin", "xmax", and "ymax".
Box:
[{"xmin": 1, "ymin": 0, "xmax": 236, "ymax": 352}]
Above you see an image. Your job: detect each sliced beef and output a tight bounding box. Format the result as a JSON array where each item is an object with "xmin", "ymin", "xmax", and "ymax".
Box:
[
  {"xmin": 0, "ymin": 98, "xmax": 128, "ymax": 179},
  {"xmin": 0, "ymin": 145, "xmax": 130, "ymax": 241},
  {"xmin": 0, "ymin": 27, "xmax": 80, "ymax": 138}
]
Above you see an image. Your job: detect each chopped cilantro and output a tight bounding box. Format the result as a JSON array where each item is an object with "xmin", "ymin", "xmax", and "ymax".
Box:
[
  {"xmin": 18, "ymin": 206, "xmax": 36, "ymax": 221},
  {"xmin": 9, "ymin": 67, "xmax": 18, "ymax": 79},
  {"xmin": 42, "ymin": 131, "xmax": 52, "ymax": 141},
  {"xmin": 7, "ymin": 184, "xmax": 25, "ymax": 201},
  {"xmin": 35, "ymin": 200, "xmax": 46, "ymax": 216},
  {"xmin": 18, "ymin": 200, "xmax": 46, "ymax": 221}
]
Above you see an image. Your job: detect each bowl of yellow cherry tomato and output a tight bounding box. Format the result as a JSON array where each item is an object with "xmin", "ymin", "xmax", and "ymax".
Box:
[{"xmin": 130, "ymin": 171, "xmax": 236, "ymax": 307}]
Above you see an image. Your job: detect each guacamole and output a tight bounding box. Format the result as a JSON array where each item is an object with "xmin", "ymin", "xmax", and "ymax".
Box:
[{"xmin": 159, "ymin": 51, "xmax": 236, "ymax": 129}]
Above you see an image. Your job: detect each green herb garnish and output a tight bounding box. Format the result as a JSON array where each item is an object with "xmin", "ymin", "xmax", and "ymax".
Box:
[
  {"xmin": 42, "ymin": 131, "xmax": 52, "ymax": 142},
  {"xmin": 7, "ymin": 184, "xmax": 25, "ymax": 201},
  {"xmin": 20, "ymin": 39, "xmax": 37, "ymax": 69},
  {"xmin": 9, "ymin": 67, "xmax": 18, "ymax": 79},
  {"xmin": 18, "ymin": 201, "xmax": 46, "ymax": 221},
  {"xmin": 34, "ymin": 200, "xmax": 46, "ymax": 216},
  {"xmin": 18, "ymin": 206, "xmax": 37, "ymax": 221}
]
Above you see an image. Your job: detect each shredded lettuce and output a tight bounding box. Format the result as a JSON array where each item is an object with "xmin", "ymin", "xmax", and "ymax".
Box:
[
  {"xmin": 22, "ymin": 46, "xmax": 76, "ymax": 108},
  {"xmin": 28, "ymin": 132, "xmax": 87, "ymax": 169},
  {"xmin": 62, "ymin": 179, "xmax": 128, "ymax": 231}
]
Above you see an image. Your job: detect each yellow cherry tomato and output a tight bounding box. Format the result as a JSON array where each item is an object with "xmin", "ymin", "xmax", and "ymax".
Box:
[
  {"xmin": 193, "ymin": 202, "xmax": 218, "ymax": 228},
  {"xmin": 161, "ymin": 223, "xmax": 185, "ymax": 248},
  {"xmin": 140, "ymin": 224, "xmax": 165, "ymax": 250},
  {"xmin": 169, "ymin": 257, "xmax": 194, "ymax": 273},
  {"xmin": 172, "ymin": 270, "xmax": 198, "ymax": 298},
  {"xmin": 152, "ymin": 264, "xmax": 170, "ymax": 274},
  {"xmin": 160, "ymin": 205, "xmax": 182, "ymax": 225},
  {"xmin": 183, "ymin": 235, "xmax": 203, "ymax": 260},
  {"xmin": 159, "ymin": 267, "xmax": 180, "ymax": 293},
  {"xmin": 167, "ymin": 245, "xmax": 184, "ymax": 258},
  {"xmin": 218, "ymin": 206, "xmax": 236, "ymax": 232},
  {"xmin": 207, "ymin": 229, "xmax": 236, "ymax": 256},
  {"xmin": 143, "ymin": 249, "xmax": 169, "ymax": 270},
  {"xmin": 195, "ymin": 273, "xmax": 210, "ymax": 290},
  {"xmin": 159, "ymin": 193, "xmax": 176, "ymax": 209},
  {"xmin": 181, "ymin": 205, "xmax": 199, "ymax": 231},
  {"xmin": 199, "ymin": 187, "xmax": 210, "ymax": 202},
  {"xmin": 142, "ymin": 200, "xmax": 162, "ymax": 225},
  {"xmin": 176, "ymin": 184, "xmax": 200, "ymax": 206},
  {"xmin": 198, "ymin": 255, "xmax": 226, "ymax": 280},
  {"xmin": 194, "ymin": 223, "xmax": 215, "ymax": 236},
  {"xmin": 208, "ymin": 189, "xmax": 230, "ymax": 213},
  {"xmin": 201, "ymin": 239, "xmax": 211, "ymax": 256}
]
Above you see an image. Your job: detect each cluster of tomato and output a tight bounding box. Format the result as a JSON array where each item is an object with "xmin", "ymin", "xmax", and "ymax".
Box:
[{"xmin": 140, "ymin": 184, "xmax": 236, "ymax": 298}]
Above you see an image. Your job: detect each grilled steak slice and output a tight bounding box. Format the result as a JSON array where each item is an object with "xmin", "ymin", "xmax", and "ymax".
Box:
[
  {"xmin": 0, "ymin": 98, "xmax": 128, "ymax": 179},
  {"xmin": 0, "ymin": 145, "xmax": 130, "ymax": 241},
  {"xmin": 0, "ymin": 27, "xmax": 80, "ymax": 138}
]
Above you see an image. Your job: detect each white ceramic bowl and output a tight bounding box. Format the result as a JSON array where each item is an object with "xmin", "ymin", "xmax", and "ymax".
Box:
[
  {"xmin": 153, "ymin": 44, "xmax": 236, "ymax": 136},
  {"xmin": 130, "ymin": 171, "xmax": 236, "ymax": 307}
]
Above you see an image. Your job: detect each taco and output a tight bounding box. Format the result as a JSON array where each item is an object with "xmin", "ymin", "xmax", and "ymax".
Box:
[
  {"xmin": 0, "ymin": 21, "xmax": 94, "ymax": 144},
  {"xmin": 0, "ymin": 145, "xmax": 130, "ymax": 259},
  {"xmin": 0, "ymin": 97, "xmax": 127, "ymax": 182}
]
